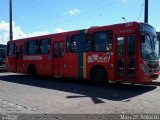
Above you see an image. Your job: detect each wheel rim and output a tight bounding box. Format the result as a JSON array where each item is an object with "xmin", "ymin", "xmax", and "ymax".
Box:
[{"xmin": 95, "ymin": 72, "xmax": 104, "ymax": 81}]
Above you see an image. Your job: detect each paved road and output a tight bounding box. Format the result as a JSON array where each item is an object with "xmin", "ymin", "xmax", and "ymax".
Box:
[{"xmin": 0, "ymin": 72, "xmax": 160, "ymax": 115}]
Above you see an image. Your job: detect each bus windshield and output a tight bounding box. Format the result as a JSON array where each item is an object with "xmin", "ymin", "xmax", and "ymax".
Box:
[{"xmin": 140, "ymin": 23, "xmax": 159, "ymax": 60}]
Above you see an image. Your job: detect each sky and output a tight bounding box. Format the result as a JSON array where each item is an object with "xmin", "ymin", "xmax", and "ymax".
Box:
[{"xmin": 0, "ymin": 0, "xmax": 160, "ymax": 44}]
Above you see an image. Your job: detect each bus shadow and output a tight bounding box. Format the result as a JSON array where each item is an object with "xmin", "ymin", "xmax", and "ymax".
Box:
[{"xmin": 0, "ymin": 74, "xmax": 157, "ymax": 104}]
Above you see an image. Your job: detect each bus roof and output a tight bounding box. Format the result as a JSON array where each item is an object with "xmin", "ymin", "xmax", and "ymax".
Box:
[{"xmin": 7, "ymin": 21, "xmax": 144, "ymax": 44}]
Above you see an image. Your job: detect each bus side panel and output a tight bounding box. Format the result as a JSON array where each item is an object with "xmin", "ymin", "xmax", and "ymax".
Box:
[
  {"xmin": 37, "ymin": 54, "xmax": 52, "ymax": 76},
  {"xmin": 22, "ymin": 55, "xmax": 52, "ymax": 76},
  {"xmin": 63, "ymin": 53, "xmax": 78, "ymax": 79},
  {"xmin": 86, "ymin": 52, "xmax": 115, "ymax": 81},
  {"xmin": 6, "ymin": 56, "xmax": 17, "ymax": 72},
  {"xmin": 16, "ymin": 58, "xmax": 24, "ymax": 73}
]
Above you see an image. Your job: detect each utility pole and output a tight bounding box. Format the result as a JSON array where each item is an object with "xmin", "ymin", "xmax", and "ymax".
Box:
[
  {"xmin": 144, "ymin": 0, "xmax": 148, "ymax": 23},
  {"xmin": 9, "ymin": 0, "xmax": 13, "ymax": 40}
]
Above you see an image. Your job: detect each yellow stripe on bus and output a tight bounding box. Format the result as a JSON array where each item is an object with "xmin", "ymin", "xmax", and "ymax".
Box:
[{"xmin": 83, "ymin": 53, "xmax": 87, "ymax": 79}]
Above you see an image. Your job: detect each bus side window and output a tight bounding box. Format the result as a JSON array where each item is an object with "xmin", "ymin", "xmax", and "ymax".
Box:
[
  {"xmin": 92, "ymin": 31, "xmax": 113, "ymax": 52},
  {"xmin": 7, "ymin": 43, "xmax": 15, "ymax": 56},
  {"xmin": 66, "ymin": 36, "xmax": 70, "ymax": 53},
  {"xmin": 70, "ymin": 34, "xmax": 90, "ymax": 53},
  {"xmin": 39, "ymin": 39, "xmax": 51, "ymax": 54},
  {"xmin": 60, "ymin": 43, "xmax": 64, "ymax": 57},
  {"xmin": 27, "ymin": 41, "xmax": 39, "ymax": 55},
  {"xmin": 54, "ymin": 43, "xmax": 59, "ymax": 57},
  {"xmin": 128, "ymin": 35, "xmax": 135, "ymax": 57},
  {"xmin": 86, "ymin": 33, "xmax": 91, "ymax": 51},
  {"xmin": 117, "ymin": 37, "xmax": 125, "ymax": 57},
  {"xmin": 24, "ymin": 42, "xmax": 27, "ymax": 54},
  {"xmin": 16, "ymin": 47, "xmax": 20, "ymax": 58},
  {"xmin": 16, "ymin": 47, "xmax": 23, "ymax": 59},
  {"xmin": 70, "ymin": 40, "xmax": 77, "ymax": 53}
]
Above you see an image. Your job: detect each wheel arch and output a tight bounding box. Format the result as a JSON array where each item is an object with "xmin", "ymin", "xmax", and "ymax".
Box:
[
  {"xmin": 27, "ymin": 64, "xmax": 37, "ymax": 76},
  {"xmin": 89, "ymin": 65, "xmax": 108, "ymax": 80}
]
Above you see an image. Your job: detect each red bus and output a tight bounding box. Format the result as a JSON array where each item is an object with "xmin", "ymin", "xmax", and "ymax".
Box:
[{"xmin": 6, "ymin": 22, "xmax": 160, "ymax": 83}]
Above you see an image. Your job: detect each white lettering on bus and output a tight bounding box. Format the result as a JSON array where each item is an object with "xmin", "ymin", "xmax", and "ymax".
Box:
[
  {"xmin": 88, "ymin": 54, "xmax": 110, "ymax": 63},
  {"xmin": 125, "ymin": 23, "xmax": 133, "ymax": 27},
  {"xmin": 23, "ymin": 56, "xmax": 42, "ymax": 60}
]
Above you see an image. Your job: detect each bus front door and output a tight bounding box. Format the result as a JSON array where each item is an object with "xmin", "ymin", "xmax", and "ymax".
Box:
[
  {"xmin": 116, "ymin": 35, "xmax": 136, "ymax": 81},
  {"xmin": 53, "ymin": 42, "xmax": 64, "ymax": 76}
]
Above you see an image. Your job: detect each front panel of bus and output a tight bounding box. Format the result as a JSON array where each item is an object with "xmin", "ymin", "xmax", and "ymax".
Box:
[{"xmin": 139, "ymin": 23, "xmax": 160, "ymax": 82}]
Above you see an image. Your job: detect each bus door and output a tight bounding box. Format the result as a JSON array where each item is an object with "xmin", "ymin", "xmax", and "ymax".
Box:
[
  {"xmin": 16, "ymin": 46, "xmax": 23, "ymax": 73},
  {"xmin": 52, "ymin": 42, "xmax": 64, "ymax": 76},
  {"xmin": 116, "ymin": 35, "xmax": 136, "ymax": 81}
]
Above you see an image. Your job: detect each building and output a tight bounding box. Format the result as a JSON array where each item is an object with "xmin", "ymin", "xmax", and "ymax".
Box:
[
  {"xmin": 0, "ymin": 44, "xmax": 6, "ymax": 57},
  {"xmin": 0, "ymin": 44, "xmax": 6, "ymax": 71},
  {"xmin": 0, "ymin": 44, "xmax": 6, "ymax": 49}
]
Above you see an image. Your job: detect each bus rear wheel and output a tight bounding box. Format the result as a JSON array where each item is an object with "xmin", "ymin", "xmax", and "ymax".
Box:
[
  {"xmin": 28, "ymin": 65, "xmax": 37, "ymax": 77},
  {"xmin": 90, "ymin": 68, "xmax": 108, "ymax": 84}
]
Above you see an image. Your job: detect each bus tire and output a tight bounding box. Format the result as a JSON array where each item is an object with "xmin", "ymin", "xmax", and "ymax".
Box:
[
  {"xmin": 90, "ymin": 67, "xmax": 108, "ymax": 84},
  {"xmin": 28, "ymin": 65, "xmax": 37, "ymax": 77}
]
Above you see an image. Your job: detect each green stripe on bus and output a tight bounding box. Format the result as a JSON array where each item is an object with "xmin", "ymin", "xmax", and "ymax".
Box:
[{"xmin": 78, "ymin": 29, "xmax": 86, "ymax": 79}]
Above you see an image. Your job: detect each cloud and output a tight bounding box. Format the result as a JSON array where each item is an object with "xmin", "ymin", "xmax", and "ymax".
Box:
[
  {"xmin": 156, "ymin": 26, "xmax": 160, "ymax": 32},
  {"xmin": 0, "ymin": 32, "xmax": 9, "ymax": 45},
  {"xmin": 0, "ymin": 21, "xmax": 67, "ymax": 45},
  {"xmin": 0, "ymin": 21, "xmax": 50, "ymax": 45},
  {"xmin": 0, "ymin": 21, "xmax": 9, "ymax": 32},
  {"xmin": 55, "ymin": 27, "xmax": 66, "ymax": 33},
  {"xmin": 68, "ymin": 8, "xmax": 80, "ymax": 15}
]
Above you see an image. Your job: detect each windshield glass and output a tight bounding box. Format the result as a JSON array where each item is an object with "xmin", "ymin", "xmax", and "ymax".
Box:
[{"xmin": 140, "ymin": 24, "xmax": 159, "ymax": 60}]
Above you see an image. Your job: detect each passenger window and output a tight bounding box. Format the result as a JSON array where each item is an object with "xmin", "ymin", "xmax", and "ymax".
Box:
[
  {"xmin": 39, "ymin": 39, "xmax": 51, "ymax": 54},
  {"xmin": 117, "ymin": 37, "xmax": 124, "ymax": 57},
  {"xmin": 7, "ymin": 43, "xmax": 15, "ymax": 56},
  {"xmin": 128, "ymin": 35, "xmax": 135, "ymax": 57},
  {"xmin": 54, "ymin": 43, "xmax": 59, "ymax": 57},
  {"xmin": 70, "ymin": 34, "xmax": 90, "ymax": 53},
  {"xmin": 92, "ymin": 31, "xmax": 113, "ymax": 52},
  {"xmin": 66, "ymin": 36, "xmax": 70, "ymax": 53},
  {"xmin": 60, "ymin": 43, "xmax": 64, "ymax": 57},
  {"xmin": 27, "ymin": 41, "xmax": 38, "ymax": 55},
  {"xmin": 16, "ymin": 47, "xmax": 23, "ymax": 59}
]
